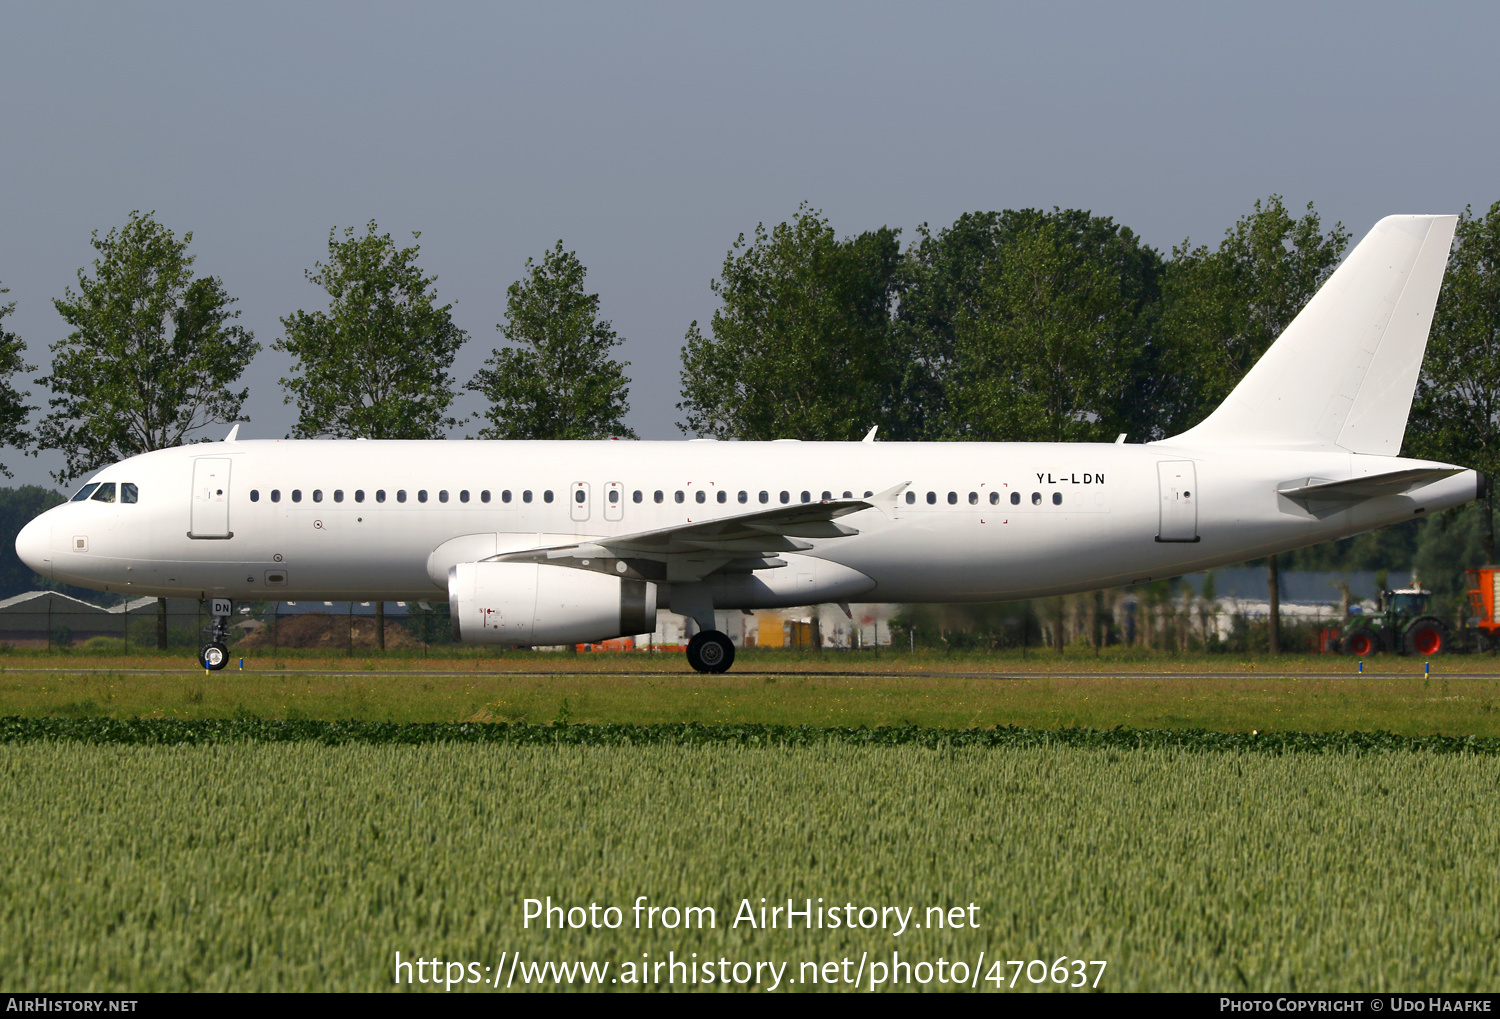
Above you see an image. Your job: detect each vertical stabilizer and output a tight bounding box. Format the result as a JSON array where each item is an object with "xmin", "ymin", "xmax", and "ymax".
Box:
[{"xmin": 1165, "ymin": 214, "xmax": 1458, "ymax": 453}]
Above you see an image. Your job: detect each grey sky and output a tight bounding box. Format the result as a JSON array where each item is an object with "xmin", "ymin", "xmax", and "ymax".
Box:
[{"xmin": 2, "ymin": 1, "xmax": 1496, "ymax": 489}]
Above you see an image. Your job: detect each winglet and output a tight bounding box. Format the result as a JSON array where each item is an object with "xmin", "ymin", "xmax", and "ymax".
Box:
[
  {"xmin": 224, "ymin": 424, "xmax": 240, "ymax": 442},
  {"xmin": 862, "ymin": 425, "xmax": 878, "ymax": 443},
  {"xmin": 867, "ymin": 481, "xmax": 910, "ymax": 518}
]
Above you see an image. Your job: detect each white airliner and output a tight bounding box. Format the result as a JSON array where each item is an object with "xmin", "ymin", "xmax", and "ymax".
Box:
[{"xmin": 14, "ymin": 215, "xmax": 1483, "ymax": 672}]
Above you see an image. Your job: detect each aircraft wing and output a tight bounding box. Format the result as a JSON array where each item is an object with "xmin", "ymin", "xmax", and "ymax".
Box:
[
  {"xmin": 1278, "ymin": 468, "xmax": 1462, "ymax": 508},
  {"xmin": 488, "ymin": 482, "xmax": 907, "ymax": 583}
]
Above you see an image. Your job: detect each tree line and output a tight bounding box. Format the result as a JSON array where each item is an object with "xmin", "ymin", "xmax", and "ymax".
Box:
[{"xmin": 0, "ymin": 197, "xmax": 1495, "ymax": 643}]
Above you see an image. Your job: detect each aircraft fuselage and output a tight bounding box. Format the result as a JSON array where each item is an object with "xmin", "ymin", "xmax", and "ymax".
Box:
[{"xmin": 16, "ymin": 438, "xmax": 1480, "ymax": 606}]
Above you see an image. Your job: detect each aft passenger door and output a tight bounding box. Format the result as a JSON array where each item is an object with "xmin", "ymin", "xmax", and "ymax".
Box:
[
  {"xmin": 190, "ymin": 457, "xmax": 233, "ymax": 539},
  {"xmin": 1156, "ymin": 461, "xmax": 1198, "ymax": 543}
]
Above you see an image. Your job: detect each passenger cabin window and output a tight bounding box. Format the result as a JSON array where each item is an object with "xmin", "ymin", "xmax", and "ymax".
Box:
[
  {"xmin": 91, "ymin": 483, "xmax": 116, "ymax": 503},
  {"xmin": 1053, "ymin": 492, "xmax": 1063, "ymax": 505},
  {"xmin": 821, "ymin": 491, "xmax": 831, "ymax": 501},
  {"xmin": 1031, "ymin": 492, "xmax": 1041, "ymax": 505},
  {"xmin": 990, "ymin": 492, "xmax": 1000, "ymax": 505},
  {"xmin": 845, "ymin": 491, "xmax": 854, "ymax": 499},
  {"xmin": 779, "ymin": 491, "xmax": 790, "ymax": 504},
  {"xmin": 481, "ymin": 491, "xmax": 491, "ymax": 503},
  {"xmin": 654, "ymin": 491, "xmax": 663, "ymax": 503},
  {"xmin": 502, "ymin": 490, "xmax": 512, "ymax": 503},
  {"xmin": 71, "ymin": 483, "xmax": 100, "ymax": 502},
  {"xmin": 418, "ymin": 490, "xmax": 428, "ymax": 503},
  {"xmin": 523, "ymin": 491, "xmax": 533, "ymax": 503},
  {"xmin": 397, "ymin": 490, "xmax": 407, "ymax": 503},
  {"xmin": 544, "ymin": 491, "xmax": 554, "ymax": 503},
  {"xmin": 863, "ymin": 491, "xmax": 873, "ymax": 498},
  {"xmin": 759, "ymin": 491, "xmax": 769, "ymax": 504},
  {"xmin": 439, "ymin": 490, "xmax": 449, "ymax": 503},
  {"xmin": 460, "ymin": 490, "xmax": 469, "ymax": 503},
  {"xmin": 905, "ymin": 492, "xmax": 915, "ymax": 505},
  {"xmin": 292, "ymin": 490, "xmax": 303, "ymax": 503},
  {"xmin": 376, "ymin": 490, "xmax": 386, "ymax": 503},
  {"xmin": 969, "ymin": 492, "xmax": 978, "ymax": 505},
  {"xmin": 947, "ymin": 492, "xmax": 957, "ymax": 505},
  {"xmin": 716, "ymin": 491, "xmax": 726, "ymax": 503},
  {"xmin": 312, "ymin": 490, "xmax": 323, "ymax": 502},
  {"xmin": 1010, "ymin": 492, "xmax": 1020, "ymax": 505},
  {"xmin": 632, "ymin": 490, "xmax": 642, "ymax": 503},
  {"xmin": 354, "ymin": 490, "xmax": 364, "ymax": 503},
  {"xmin": 576, "ymin": 490, "xmax": 587, "ymax": 504},
  {"xmin": 250, "ymin": 490, "xmax": 260, "ymax": 503},
  {"xmin": 926, "ymin": 492, "xmax": 936, "ymax": 505},
  {"xmin": 609, "ymin": 490, "xmax": 620, "ymax": 504},
  {"xmin": 333, "ymin": 490, "xmax": 344, "ymax": 503},
  {"xmin": 695, "ymin": 491, "xmax": 705, "ymax": 504},
  {"xmin": 800, "ymin": 491, "xmax": 810, "ymax": 503},
  {"xmin": 271, "ymin": 490, "xmax": 282, "ymax": 503},
  {"xmin": 738, "ymin": 491, "xmax": 748, "ymax": 503}
]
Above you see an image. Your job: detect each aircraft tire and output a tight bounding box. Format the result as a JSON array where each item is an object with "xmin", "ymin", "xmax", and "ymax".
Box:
[
  {"xmin": 1340, "ymin": 628, "xmax": 1382, "ymax": 657},
  {"xmin": 1403, "ymin": 618, "xmax": 1449, "ymax": 657},
  {"xmin": 199, "ymin": 642, "xmax": 229, "ymax": 671},
  {"xmin": 686, "ymin": 630, "xmax": 735, "ymax": 674}
]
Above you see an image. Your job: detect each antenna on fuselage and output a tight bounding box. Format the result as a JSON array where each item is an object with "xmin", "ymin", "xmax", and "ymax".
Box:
[
  {"xmin": 224, "ymin": 424, "xmax": 240, "ymax": 442},
  {"xmin": 862, "ymin": 425, "xmax": 878, "ymax": 443}
]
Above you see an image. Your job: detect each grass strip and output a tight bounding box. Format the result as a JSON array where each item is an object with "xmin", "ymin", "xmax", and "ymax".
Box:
[{"xmin": 3, "ymin": 715, "xmax": 1498, "ymax": 755}]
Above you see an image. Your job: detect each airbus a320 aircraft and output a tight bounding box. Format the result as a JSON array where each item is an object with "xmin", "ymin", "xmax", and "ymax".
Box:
[{"xmin": 15, "ymin": 215, "xmax": 1483, "ymax": 673}]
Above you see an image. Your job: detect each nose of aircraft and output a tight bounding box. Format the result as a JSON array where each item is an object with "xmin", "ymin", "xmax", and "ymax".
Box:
[{"xmin": 15, "ymin": 515, "xmax": 52, "ymax": 579}]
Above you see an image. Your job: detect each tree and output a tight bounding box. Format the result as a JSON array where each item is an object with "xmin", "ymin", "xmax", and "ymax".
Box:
[
  {"xmin": 678, "ymin": 204, "xmax": 901, "ymax": 441},
  {"xmin": 39, "ymin": 212, "xmax": 257, "ymax": 650},
  {"xmin": 1408, "ymin": 201, "xmax": 1500, "ymax": 561},
  {"xmin": 277, "ymin": 221, "xmax": 467, "ymax": 650},
  {"xmin": 941, "ymin": 220, "xmax": 1141, "ymax": 442},
  {"xmin": 38, "ymin": 211, "xmax": 258, "ymax": 484},
  {"xmin": 1161, "ymin": 196, "xmax": 1349, "ymax": 652},
  {"xmin": 0, "ymin": 284, "xmax": 35, "ymax": 475},
  {"xmin": 893, "ymin": 209, "xmax": 1163, "ymax": 441},
  {"xmin": 468, "ymin": 241, "xmax": 635, "ymax": 439},
  {"xmin": 276, "ymin": 221, "xmax": 467, "ymax": 440},
  {"xmin": 1158, "ymin": 196, "xmax": 1349, "ymax": 437}
]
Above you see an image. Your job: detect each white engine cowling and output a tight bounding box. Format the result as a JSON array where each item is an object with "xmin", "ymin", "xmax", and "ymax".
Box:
[{"xmin": 448, "ymin": 561, "xmax": 657, "ymax": 646}]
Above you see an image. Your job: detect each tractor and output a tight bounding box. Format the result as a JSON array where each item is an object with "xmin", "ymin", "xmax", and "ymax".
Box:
[
  {"xmin": 1337, "ymin": 587, "xmax": 1450, "ymax": 656},
  {"xmin": 1466, "ymin": 566, "xmax": 1499, "ymax": 652}
]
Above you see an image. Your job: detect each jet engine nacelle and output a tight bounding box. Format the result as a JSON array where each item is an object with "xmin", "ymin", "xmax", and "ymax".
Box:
[{"xmin": 448, "ymin": 561, "xmax": 657, "ymax": 646}]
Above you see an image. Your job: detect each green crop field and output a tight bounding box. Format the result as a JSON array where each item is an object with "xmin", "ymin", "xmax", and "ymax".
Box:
[
  {"xmin": 2, "ymin": 735, "xmax": 1497, "ymax": 992},
  {"xmin": 5, "ymin": 646, "xmax": 1499, "ymax": 993}
]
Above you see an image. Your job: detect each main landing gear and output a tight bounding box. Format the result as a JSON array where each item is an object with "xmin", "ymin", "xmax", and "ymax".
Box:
[
  {"xmin": 199, "ymin": 597, "xmax": 232, "ymax": 671},
  {"xmin": 686, "ymin": 630, "xmax": 736, "ymax": 674}
]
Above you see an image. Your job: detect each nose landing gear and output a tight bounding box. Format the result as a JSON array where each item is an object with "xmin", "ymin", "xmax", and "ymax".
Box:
[{"xmin": 199, "ymin": 597, "xmax": 232, "ymax": 671}]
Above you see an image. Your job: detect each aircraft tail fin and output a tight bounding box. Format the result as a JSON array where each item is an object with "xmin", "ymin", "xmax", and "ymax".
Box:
[{"xmin": 1165, "ymin": 214, "xmax": 1458, "ymax": 454}]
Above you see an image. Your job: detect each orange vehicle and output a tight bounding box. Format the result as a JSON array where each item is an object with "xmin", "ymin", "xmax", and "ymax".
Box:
[{"xmin": 1467, "ymin": 566, "xmax": 1500, "ymax": 652}]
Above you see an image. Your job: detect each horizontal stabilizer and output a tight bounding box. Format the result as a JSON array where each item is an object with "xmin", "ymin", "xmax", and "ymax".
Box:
[{"xmin": 1277, "ymin": 467, "xmax": 1462, "ymax": 504}]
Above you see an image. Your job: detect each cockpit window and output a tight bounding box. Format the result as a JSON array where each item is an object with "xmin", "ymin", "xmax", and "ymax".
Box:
[
  {"xmin": 71, "ymin": 483, "xmax": 100, "ymax": 502},
  {"xmin": 90, "ymin": 483, "xmax": 117, "ymax": 503},
  {"xmin": 121, "ymin": 483, "xmax": 138, "ymax": 504}
]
